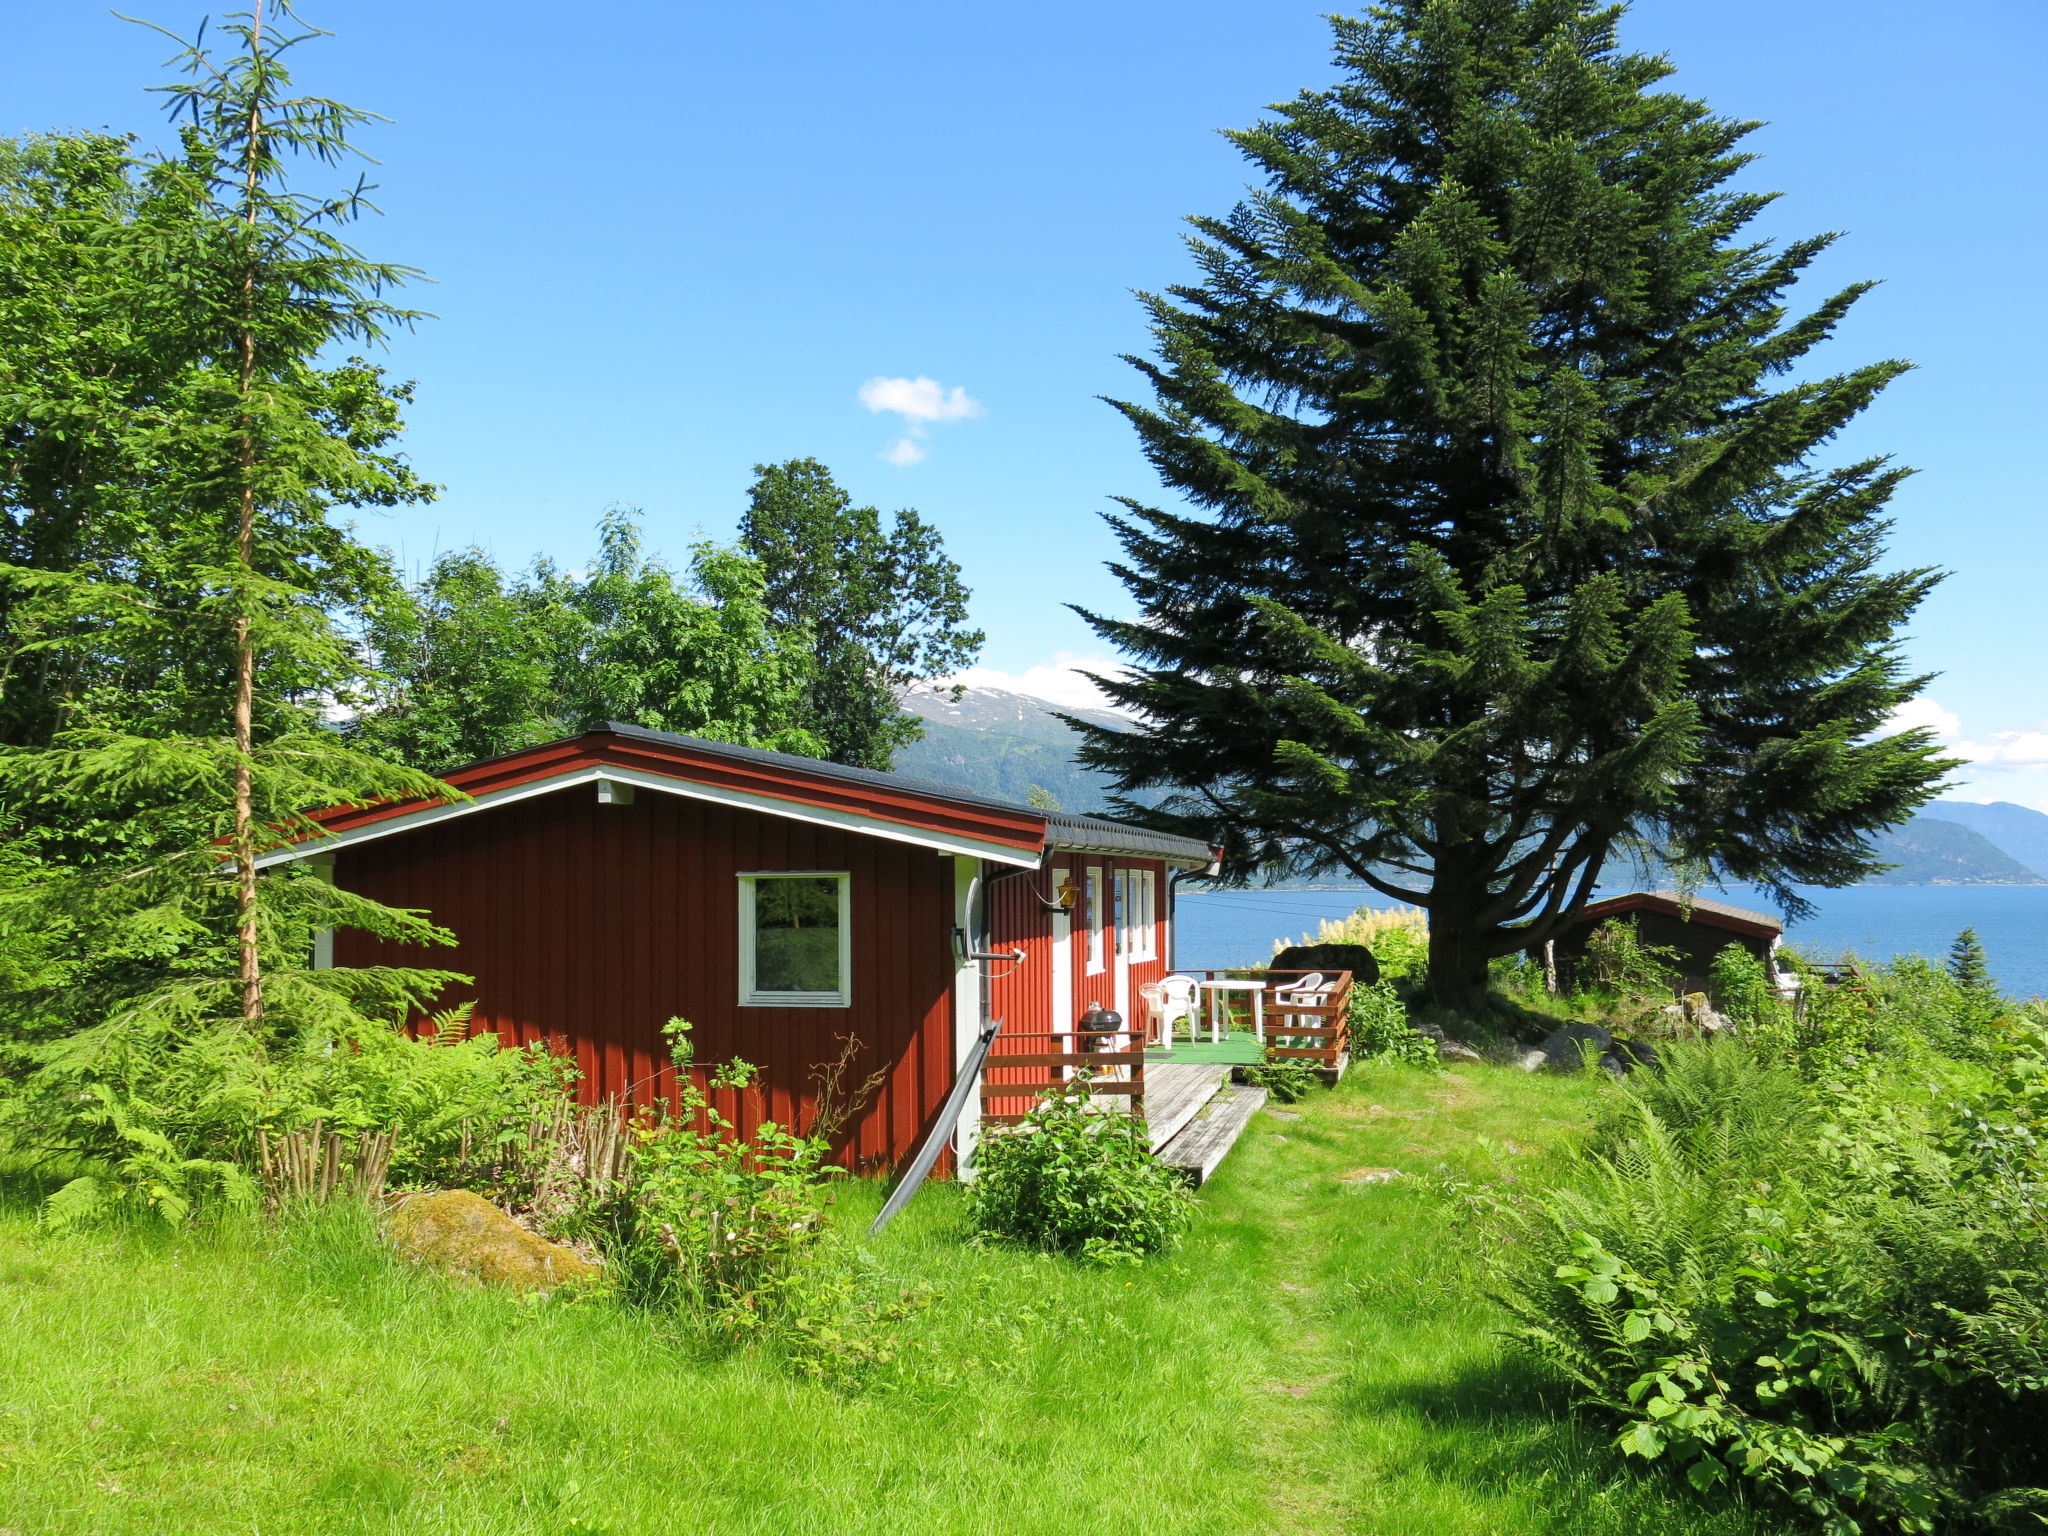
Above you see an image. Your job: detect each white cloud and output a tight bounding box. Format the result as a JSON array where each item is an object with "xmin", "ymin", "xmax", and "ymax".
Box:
[
  {"xmin": 1879, "ymin": 697, "xmax": 2048, "ymax": 811},
  {"xmin": 859, "ymin": 375, "xmax": 983, "ymax": 422},
  {"xmin": 859, "ymin": 375, "xmax": 983, "ymax": 464},
  {"xmin": 1964, "ymin": 730, "xmax": 2048, "ymax": 767},
  {"xmin": 945, "ymin": 651, "xmax": 1134, "ymax": 714},
  {"xmin": 1883, "ymin": 695, "xmax": 1961, "ymax": 740}
]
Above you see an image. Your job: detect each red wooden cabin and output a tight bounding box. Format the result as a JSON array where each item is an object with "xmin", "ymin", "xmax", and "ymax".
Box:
[{"xmin": 265, "ymin": 723, "xmax": 1217, "ymax": 1171}]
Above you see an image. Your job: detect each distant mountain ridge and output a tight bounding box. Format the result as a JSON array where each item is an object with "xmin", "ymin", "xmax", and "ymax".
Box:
[
  {"xmin": 891, "ymin": 687, "xmax": 2048, "ymax": 887},
  {"xmin": 1862, "ymin": 817, "xmax": 2045, "ymax": 885},
  {"xmin": 1920, "ymin": 801, "xmax": 2048, "ymax": 880},
  {"xmin": 895, "ymin": 683, "xmax": 1143, "ymax": 814}
]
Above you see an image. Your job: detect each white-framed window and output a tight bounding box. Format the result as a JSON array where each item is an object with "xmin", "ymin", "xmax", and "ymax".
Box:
[
  {"xmin": 1085, "ymin": 865, "xmax": 1105, "ymax": 974},
  {"xmin": 1128, "ymin": 870, "xmax": 1158, "ymax": 960},
  {"xmin": 1114, "ymin": 869, "xmax": 1130, "ymax": 955},
  {"xmin": 738, "ymin": 871, "xmax": 852, "ymax": 1007}
]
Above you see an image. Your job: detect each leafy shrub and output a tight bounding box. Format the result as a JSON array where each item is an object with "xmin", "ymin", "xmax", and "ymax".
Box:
[
  {"xmin": 1863, "ymin": 954, "xmax": 2008, "ymax": 1064},
  {"xmin": 1486, "ymin": 1033, "xmax": 2048, "ymax": 1534},
  {"xmin": 1243, "ymin": 1052, "xmax": 1321, "ymax": 1103},
  {"xmin": 562, "ymin": 1021, "xmax": 906, "ymax": 1380},
  {"xmin": 1347, "ymin": 978, "xmax": 1441, "ymax": 1069},
  {"xmin": 9, "ymin": 1001, "xmax": 573, "ymax": 1227},
  {"xmin": 967, "ymin": 1078, "xmax": 1194, "ymax": 1264},
  {"xmin": 1579, "ymin": 917, "xmax": 1680, "ymax": 999},
  {"xmin": 1707, "ymin": 943, "xmax": 1788, "ymax": 1034}
]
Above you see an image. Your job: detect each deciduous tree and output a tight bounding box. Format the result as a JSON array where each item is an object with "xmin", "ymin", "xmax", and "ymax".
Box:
[
  {"xmin": 348, "ymin": 510, "xmax": 824, "ymax": 768},
  {"xmin": 740, "ymin": 458, "xmax": 981, "ymax": 770}
]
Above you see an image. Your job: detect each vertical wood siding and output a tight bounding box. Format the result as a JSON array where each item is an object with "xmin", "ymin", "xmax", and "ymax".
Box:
[
  {"xmin": 331, "ymin": 784, "xmax": 959, "ymax": 1171},
  {"xmin": 979, "ymin": 856, "xmax": 1171, "ymax": 1117}
]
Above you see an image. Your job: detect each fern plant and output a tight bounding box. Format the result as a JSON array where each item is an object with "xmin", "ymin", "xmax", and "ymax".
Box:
[{"xmin": 1487, "ymin": 1034, "xmax": 2048, "ymax": 1533}]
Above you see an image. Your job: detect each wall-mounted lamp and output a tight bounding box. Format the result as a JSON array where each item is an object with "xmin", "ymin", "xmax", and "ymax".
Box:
[{"xmin": 1040, "ymin": 876, "xmax": 1080, "ymax": 915}]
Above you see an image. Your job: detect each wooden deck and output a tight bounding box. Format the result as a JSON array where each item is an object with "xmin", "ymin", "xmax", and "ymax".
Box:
[
  {"xmin": 1157, "ymin": 1081, "xmax": 1268, "ymax": 1186},
  {"xmin": 1082, "ymin": 1060, "xmax": 1266, "ymax": 1184}
]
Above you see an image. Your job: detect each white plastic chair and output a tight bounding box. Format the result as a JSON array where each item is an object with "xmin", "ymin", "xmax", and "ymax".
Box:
[
  {"xmin": 1149, "ymin": 974, "xmax": 1201, "ymax": 1048},
  {"xmin": 1270, "ymin": 971, "xmax": 1332, "ymax": 1046}
]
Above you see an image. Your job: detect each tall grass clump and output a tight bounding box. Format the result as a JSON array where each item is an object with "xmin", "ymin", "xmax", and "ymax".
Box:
[{"xmin": 1281, "ymin": 902, "xmax": 1429, "ymax": 980}]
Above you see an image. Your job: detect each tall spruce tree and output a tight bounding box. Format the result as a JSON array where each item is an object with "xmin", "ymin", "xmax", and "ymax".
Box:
[{"xmin": 1074, "ymin": 0, "xmax": 1952, "ymax": 1011}]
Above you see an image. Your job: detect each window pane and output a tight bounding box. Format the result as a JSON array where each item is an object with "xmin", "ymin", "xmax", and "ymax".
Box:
[{"xmin": 754, "ymin": 876, "xmax": 841, "ymax": 993}]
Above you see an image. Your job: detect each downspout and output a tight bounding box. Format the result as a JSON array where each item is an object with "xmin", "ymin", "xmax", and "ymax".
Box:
[{"xmin": 1166, "ymin": 848, "xmax": 1223, "ymax": 972}]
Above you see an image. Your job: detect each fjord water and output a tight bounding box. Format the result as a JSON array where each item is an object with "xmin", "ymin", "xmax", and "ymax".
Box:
[{"xmin": 1175, "ymin": 885, "xmax": 2048, "ymax": 1000}]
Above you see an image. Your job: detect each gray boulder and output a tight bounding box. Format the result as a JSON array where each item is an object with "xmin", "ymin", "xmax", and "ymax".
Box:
[
  {"xmin": 1438, "ymin": 1039, "xmax": 1483, "ymax": 1064},
  {"xmin": 1599, "ymin": 1037, "xmax": 1661, "ymax": 1078},
  {"xmin": 1519, "ymin": 1021, "xmax": 1614, "ymax": 1074}
]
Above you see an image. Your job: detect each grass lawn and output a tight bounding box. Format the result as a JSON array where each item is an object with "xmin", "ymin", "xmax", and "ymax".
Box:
[{"xmin": 0, "ymin": 1063, "xmax": 1781, "ymax": 1535}]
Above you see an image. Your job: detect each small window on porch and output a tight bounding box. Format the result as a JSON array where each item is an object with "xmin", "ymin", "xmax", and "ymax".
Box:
[
  {"xmin": 739, "ymin": 872, "xmax": 851, "ymax": 1007},
  {"xmin": 1085, "ymin": 865, "xmax": 1106, "ymax": 974},
  {"xmin": 1129, "ymin": 869, "xmax": 1157, "ymax": 960}
]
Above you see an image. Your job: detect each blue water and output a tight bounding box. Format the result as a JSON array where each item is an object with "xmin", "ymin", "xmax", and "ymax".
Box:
[{"xmin": 1174, "ymin": 885, "xmax": 2048, "ymax": 999}]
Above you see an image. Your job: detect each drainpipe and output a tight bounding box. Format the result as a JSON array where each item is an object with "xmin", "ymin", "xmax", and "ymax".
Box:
[{"xmin": 1166, "ymin": 849, "xmax": 1222, "ymax": 973}]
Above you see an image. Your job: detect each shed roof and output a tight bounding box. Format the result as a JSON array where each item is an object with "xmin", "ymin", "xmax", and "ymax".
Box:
[
  {"xmin": 259, "ymin": 722, "xmax": 1220, "ymax": 872},
  {"xmin": 1570, "ymin": 889, "xmax": 1782, "ymax": 940}
]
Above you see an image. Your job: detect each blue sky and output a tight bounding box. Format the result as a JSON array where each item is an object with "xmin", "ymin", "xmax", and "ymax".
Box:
[{"xmin": 7, "ymin": 0, "xmax": 2045, "ymax": 803}]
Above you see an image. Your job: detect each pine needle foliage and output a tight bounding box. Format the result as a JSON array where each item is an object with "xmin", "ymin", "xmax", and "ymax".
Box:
[
  {"xmin": 1071, "ymin": 0, "xmax": 1953, "ymax": 1011},
  {"xmin": 1946, "ymin": 927, "xmax": 1991, "ymax": 993},
  {"xmin": 0, "ymin": 6, "xmax": 492, "ymax": 1221}
]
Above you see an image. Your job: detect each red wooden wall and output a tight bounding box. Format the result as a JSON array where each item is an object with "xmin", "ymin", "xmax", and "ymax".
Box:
[
  {"xmin": 983, "ymin": 855, "xmax": 1170, "ymax": 1054},
  {"xmin": 330, "ymin": 782, "xmax": 960, "ymax": 1172}
]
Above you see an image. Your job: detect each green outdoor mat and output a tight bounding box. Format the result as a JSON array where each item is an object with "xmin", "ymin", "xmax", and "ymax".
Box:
[{"xmin": 1145, "ymin": 1030, "xmax": 1265, "ymax": 1066}]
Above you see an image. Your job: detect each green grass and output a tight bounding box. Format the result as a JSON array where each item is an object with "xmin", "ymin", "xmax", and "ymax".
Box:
[{"xmin": 0, "ymin": 1064, "xmax": 1781, "ymax": 1535}]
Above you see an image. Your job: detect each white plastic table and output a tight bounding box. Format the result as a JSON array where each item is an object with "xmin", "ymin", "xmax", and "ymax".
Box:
[{"xmin": 1197, "ymin": 978, "xmax": 1267, "ymax": 1045}]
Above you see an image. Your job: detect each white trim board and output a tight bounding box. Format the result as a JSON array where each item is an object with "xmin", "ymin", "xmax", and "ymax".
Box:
[{"xmin": 253, "ymin": 764, "xmax": 1044, "ymax": 871}]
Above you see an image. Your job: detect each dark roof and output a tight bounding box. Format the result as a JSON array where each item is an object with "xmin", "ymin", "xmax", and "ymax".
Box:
[
  {"xmin": 1574, "ymin": 888, "xmax": 1782, "ymax": 936},
  {"xmin": 1040, "ymin": 812, "xmax": 1218, "ymax": 867},
  {"xmin": 599, "ymin": 722, "xmax": 1217, "ymax": 869}
]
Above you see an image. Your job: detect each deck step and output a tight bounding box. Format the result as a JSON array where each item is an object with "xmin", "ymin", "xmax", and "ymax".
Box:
[
  {"xmin": 1157, "ymin": 1081, "xmax": 1268, "ymax": 1187},
  {"xmin": 1139, "ymin": 1061, "xmax": 1233, "ymax": 1151}
]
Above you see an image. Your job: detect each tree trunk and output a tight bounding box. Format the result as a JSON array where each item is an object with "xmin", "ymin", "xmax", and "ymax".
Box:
[
  {"xmin": 233, "ymin": 0, "xmax": 266, "ymax": 1026},
  {"xmin": 1421, "ymin": 920, "xmax": 1492, "ymax": 1017},
  {"xmin": 1418, "ymin": 845, "xmax": 1493, "ymax": 1015}
]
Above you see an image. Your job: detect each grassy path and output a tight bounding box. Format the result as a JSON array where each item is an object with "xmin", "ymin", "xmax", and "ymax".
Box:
[
  {"xmin": 1156, "ymin": 1064, "xmax": 1776, "ymax": 1535},
  {"xmin": 0, "ymin": 1064, "xmax": 1780, "ymax": 1534}
]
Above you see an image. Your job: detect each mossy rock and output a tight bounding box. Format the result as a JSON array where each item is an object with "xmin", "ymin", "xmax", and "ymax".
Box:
[{"xmin": 386, "ymin": 1189, "xmax": 600, "ymax": 1292}]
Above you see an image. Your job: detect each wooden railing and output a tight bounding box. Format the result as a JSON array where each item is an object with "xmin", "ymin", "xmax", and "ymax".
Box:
[
  {"xmin": 1170, "ymin": 968, "xmax": 1355, "ymax": 1071},
  {"xmin": 978, "ymin": 1025, "xmax": 1146, "ymax": 1128}
]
